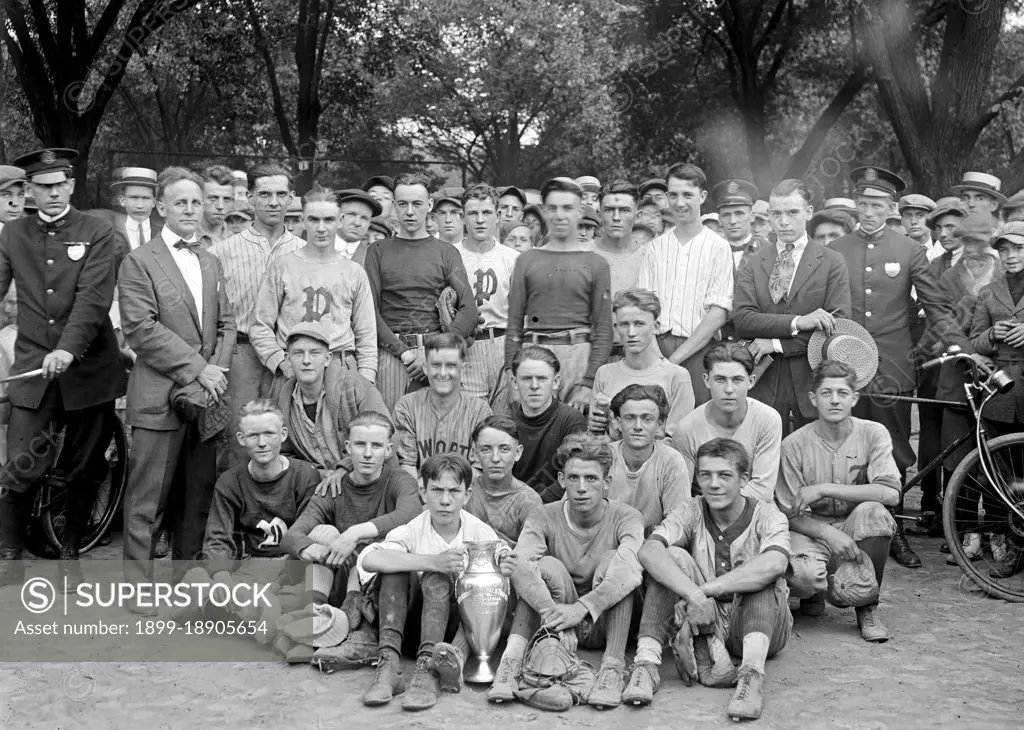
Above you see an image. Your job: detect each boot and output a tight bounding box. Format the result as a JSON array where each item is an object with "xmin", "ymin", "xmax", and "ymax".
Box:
[
  {"xmin": 487, "ymin": 653, "xmax": 522, "ymax": 704},
  {"xmin": 431, "ymin": 642, "xmax": 465, "ymax": 693},
  {"xmin": 362, "ymin": 648, "xmax": 405, "ymax": 706},
  {"xmin": 401, "ymin": 655, "xmax": 440, "ymax": 712},
  {"xmin": 0, "ymin": 545, "xmax": 24, "ymax": 587},
  {"xmin": 621, "ymin": 661, "xmax": 660, "ymax": 707},
  {"xmin": 727, "ymin": 666, "xmax": 765, "ymax": 721},
  {"xmin": 58, "ymin": 544, "xmax": 83, "ymax": 593},
  {"xmin": 889, "ymin": 524, "xmax": 921, "ymax": 568},
  {"xmin": 855, "ymin": 605, "xmax": 890, "ymax": 643}
]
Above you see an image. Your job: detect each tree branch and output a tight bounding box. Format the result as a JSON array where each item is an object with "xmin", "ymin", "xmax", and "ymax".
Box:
[
  {"xmin": 27, "ymin": 0, "xmax": 59, "ymax": 70},
  {"xmin": 967, "ymin": 70, "xmax": 1024, "ymax": 140},
  {"xmin": 754, "ymin": 0, "xmax": 791, "ymax": 57},
  {"xmin": 87, "ymin": 0, "xmax": 131, "ymax": 64},
  {"xmin": 244, "ymin": 0, "xmax": 298, "ymax": 154}
]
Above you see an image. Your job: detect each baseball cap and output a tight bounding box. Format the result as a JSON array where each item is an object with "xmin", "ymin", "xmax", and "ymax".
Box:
[
  {"xmin": 286, "ymin": 322, "xmax": 331, "ymax": 349},
  {"xmin": 994, "ymin": 221, "xmax": 1024, "ymax": 247}
]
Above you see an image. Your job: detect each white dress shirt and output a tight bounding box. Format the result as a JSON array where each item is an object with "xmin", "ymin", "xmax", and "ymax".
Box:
[
  {"xmin": 162, "ymin": 227, "xmax": 204, "ymax": 322},
  {"xmin": 771, "ymin": 234, "xmax": 810, "ymax": 353},
  {"xmin": 126, "ymin": 216, "xmax": 152, "ymax": 250}
]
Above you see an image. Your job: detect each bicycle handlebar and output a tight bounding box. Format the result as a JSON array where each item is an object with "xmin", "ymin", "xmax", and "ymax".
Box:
[{"xmin": 921, "ymin": 351, "xmax": 993, "ymax": 378}]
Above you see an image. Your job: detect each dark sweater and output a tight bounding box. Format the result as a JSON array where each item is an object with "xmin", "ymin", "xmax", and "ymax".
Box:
[
  {"xmin": 203, "ymin": 458, "xmax": 321, "ymax": 573},
  {"xmin": 505, "ymin": 249, "xmax": 613, "ymax": 387},
  {"xmin": 511, "ymin": 400, "xmax": 587, "ymax": 502},
  {"xmin": 280, "ymin": 463, "xmax": 422, "ymax": 557},
  {"xmin": 364, "ymin": 236, "xmax": 478, "ymax": 357}
]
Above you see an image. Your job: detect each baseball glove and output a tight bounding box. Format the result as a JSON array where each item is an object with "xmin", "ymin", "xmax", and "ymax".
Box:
[{"xmin": 436, "ymin": 286, "xmax": 458, "ymax": 332}]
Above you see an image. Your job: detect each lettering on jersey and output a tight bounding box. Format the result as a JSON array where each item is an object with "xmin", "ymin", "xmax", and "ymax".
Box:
[
  {"xmin": 473, "ymin": 268, "xmax": 499, "ymax": 306},
  {"xmin": 302, "ymin": 286, "xmax": 334, "ymax": 322},
  {"xmin": 417, "ymin": 439, "xmax": 471, "ymax": 461},
  {"xmin": 256, "ymin": 517, "xmax": 288, "ymax": 548}
]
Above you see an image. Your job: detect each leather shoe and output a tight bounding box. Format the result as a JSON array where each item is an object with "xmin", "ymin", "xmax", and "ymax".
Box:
[
  {"xmin": 0, "ymin": 545, "xmax": 24, "ymax": 587},
  {"xmin": 889, "ymin": 529, "xmax": 922, "ymax": 568}
]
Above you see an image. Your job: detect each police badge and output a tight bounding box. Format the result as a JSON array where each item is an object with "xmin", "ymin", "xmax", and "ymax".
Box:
[
  {"xmin": 884, "ymin": 262, "xmax": 900, "ymax": 277},
  {"xmin": 67, "ymin": 244, "xmax": 86, "ymax": 261}
]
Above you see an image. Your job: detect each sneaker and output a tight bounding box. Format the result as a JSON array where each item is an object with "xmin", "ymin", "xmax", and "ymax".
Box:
[
  {"xmin": 946, "ymin": 533, "xmax": 983, "ymax": 565},
  {"xmin": 727, "ymin": 666, "xmax": 765, "ymax": 721},
  {"xmin": 311, "ymin": 628, "xmax": 379, "ymax": 673},
  {"xmin": 670, "ymin": 621, "xmax": 698, "ymax": 686},
  {"xmin": 401, "ymin": 655, "xmax": 440, "ymax": 712},
  {"xmin": 696, "ymin": 635, "xmax": 737, "ymax": 688},
  {"xmin": 487, "ymin": 654, "xmax": 522, "ymax": 704},
  {"xmin": 621, "ymin": 661, "xmax": 659, "ymax": 707},
  {"xmin": 855, "ymin": 605, "xmax": 890, "ymax": 643},
  {"xmin": 362, "ymin": 648, "xmax": 405, "ymax": 707},
  {"xmin": 432, "ymin": 642, "xmax": 465, "ymax": 693},
  {"xmin": 587, "ymin": 663, "xmax": 626, "ymax": 709},
  {"xmin": 799, "ymin": 591, "xmax": 826, "ymax": 617}
]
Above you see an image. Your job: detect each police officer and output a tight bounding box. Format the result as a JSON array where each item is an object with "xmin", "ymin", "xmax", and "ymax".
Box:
[
  {"xmin": 711, "ymin": 179, "xmax": 765, "ymax": 271},
  {"xmin": 0, "ymin": 148, "xmax": 126, "ymax": 588},
  {"xmin": 830, "ymin": 166, "xmax": 971, "ymax": 569}
]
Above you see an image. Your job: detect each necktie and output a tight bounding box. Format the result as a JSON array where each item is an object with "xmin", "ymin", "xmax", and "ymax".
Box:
[
  {"xmin": 769, "ymin": 243, "xmax": 796, "ymax": 304},
  {"xmin": 174, "ymin": 239, "xmax": 198, "ymax": 252},
  {"xmin": 941, "ymin": 250, "xmax": 953, "ymax": 273}
]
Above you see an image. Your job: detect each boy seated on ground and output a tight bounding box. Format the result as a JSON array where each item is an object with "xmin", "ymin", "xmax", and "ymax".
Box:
[
  {"xmin": 777, "ymin": 360, "xmax": 898, "ymax": 643},
  {"xmin": 488, "ymin": 434, "xmax": 644, "ymax": 711},
  {"xmin": 465, "ymin": 415, "xmax": 543, "ymax": 548},
  {"xmin": 354, "ymin": 454, "xmax": 515, "ymax": 712},
  {"xmin": 281, "ymin": 410, "xmax": 422, "ymax": 670},
  {"xmin": 174, "ymin": 400, "xmax": 322, "ymax": 635},
  {"xmin": 629, "ymin": 438, "xmax": 792, "ymax": 721},
  {"xmin": 606, "ymin": 384, "xmax": 691, "ymax": 534}
]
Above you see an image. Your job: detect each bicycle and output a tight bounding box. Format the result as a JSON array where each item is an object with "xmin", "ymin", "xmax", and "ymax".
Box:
[
  {"xmin": 0, "ymin": 371, "xmax": 129, "ymax": 559},
  {"xmin": 880, "ymin": 346, "xmax": 1024, "ymax": 601}
]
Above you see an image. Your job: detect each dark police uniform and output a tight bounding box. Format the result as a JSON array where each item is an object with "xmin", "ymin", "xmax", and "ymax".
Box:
[
  {"xmin": 829, "ymin": 166, "xmax": 970, "ymax": 567},
  {"xmin": 713, "ymin": 179, "xmax": 766, "ymax": 342},
  {"xmin": 0, "ymin": 148, "xmax": 126, "ymax": 578}
]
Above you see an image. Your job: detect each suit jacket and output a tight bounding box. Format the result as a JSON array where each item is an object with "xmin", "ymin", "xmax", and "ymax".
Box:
[
  {"xmin": 0, "ymin": 209, "xmax": 126, "ymax": 410},
  {"xmin": 93, "ymin": 210, "xmax": 164, "ymax": 272},
  {"xmin": 831, "ymin": 228, "xmax": 969, "ymax": 393},
  {"xmin": 118, "ymin": 236, "xmax": 236, "ymax": 430},
  {"xmin": 970, "ymin": 275, "xmax": 1024, "ymax": 423},
  {"xmin": 733, "ymin": 239, "xmax": 851, "ymax": 417}
]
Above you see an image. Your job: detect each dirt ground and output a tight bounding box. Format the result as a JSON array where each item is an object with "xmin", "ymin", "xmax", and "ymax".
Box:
[{"xmin": 1, "ymin": 421, "xmax": 1022, "ymax": 729}]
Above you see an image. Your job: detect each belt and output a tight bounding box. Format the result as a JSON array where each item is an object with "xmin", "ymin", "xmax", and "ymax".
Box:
[
  {"xmin": 478, "ymin": 327, "xmax": 506, "ymax": 340},
  {"xmin": 236, "ymin": 332, "xmax": 250, "ymax": 344},
  {"xmin": 396, "ymin": 332, "xmax": 433, "ymax": 348},
  {"xmin": 524, "ymin": 330, "xmax": 591, "ymax": 346}
]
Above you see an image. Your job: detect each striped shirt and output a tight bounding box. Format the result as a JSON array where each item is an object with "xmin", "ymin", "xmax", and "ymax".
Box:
[
  {"xmin": 209, "ymin": 225, "xmax": 303, "ymax": 333},
  {"xmin": 637, "ymin": 227, "xmax": 734, "ymax": 337},
  {"xmin": 393, "ymin": 390, "xmax": 493, "ymax": 471}
]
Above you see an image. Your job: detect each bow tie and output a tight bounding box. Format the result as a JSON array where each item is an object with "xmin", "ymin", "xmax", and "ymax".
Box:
[
  {"xmin": 731, "ymin": 244, "xmax": 750, "ymax": 253},
  {"xmin": 174, "ymin": 240, "xmax": 199, "ymax": 252}
]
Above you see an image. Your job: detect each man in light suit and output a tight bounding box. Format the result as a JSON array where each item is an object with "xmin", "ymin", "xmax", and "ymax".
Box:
[
  {"xmin": 733, "ymin": 179, "xmax": 852, "ymax": 437},
  {"xmin": 119, "ymin": 167, "xmax": 236, "ymax": 606}
]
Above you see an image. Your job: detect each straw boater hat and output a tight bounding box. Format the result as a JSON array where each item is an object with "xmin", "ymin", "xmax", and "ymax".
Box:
[
  {"xmin": 807, "ymin": 319, "xmax": 879, "ymax": 390},
  {"xmin": 824, "ymin": 198, "xmax": 857, "ymax": 215},
  {"xmin": 110, "ymin": 167, "xmax": 158, "ymax": 190},
  {"xmin": 951, "ymin": 172, "xmax": 1008, "ymax": 205}
]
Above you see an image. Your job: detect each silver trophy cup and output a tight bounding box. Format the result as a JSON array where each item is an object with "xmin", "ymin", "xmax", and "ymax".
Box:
[{"xmin": 456, "ymin": 540, "xmax": 510, "ymax": 683}]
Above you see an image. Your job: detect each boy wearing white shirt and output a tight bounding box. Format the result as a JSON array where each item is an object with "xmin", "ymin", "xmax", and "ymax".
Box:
[{"xmin": 356, "ymin": 453, "xmax": 515, "ymax": 711}]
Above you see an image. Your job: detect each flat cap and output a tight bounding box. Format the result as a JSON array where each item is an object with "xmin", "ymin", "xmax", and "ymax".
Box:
[
  {"xmin": 898, "ymin": 194, "xmax": 936, "ymax": 213},
  {"xmin": 0, "ymin": 166, "xmax": 27, "ymax": 192},
  {"xmin": 337, "ymin": 188, "xmax": 384, "ymax": 217}
]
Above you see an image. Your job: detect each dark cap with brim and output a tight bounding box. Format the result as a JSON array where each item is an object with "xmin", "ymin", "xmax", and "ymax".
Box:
[
  {"xmin": 497, "ymin": 185, "xmax": 528, "ymax": 207},
  {"xmin": 368, "ymin": 216, "xmax": 392, "ymax": 237},
  {"xmin": 639, "ymin": 178, "xmax": 667, "ymax": 198},
  {"xmin": 711, "ymin": 179, "xmax": 758, "ymax": 209},
  {"xmin": 926, "ymin": 203, "xmax": 965, "ymax": 227},
  {"xmin": 12, "ymin": 148, "xmax": 78, "ymax": 185},
  {"xmin": 337, "ymin": 188, "xmax": 383, "ymax": 217},
  {"xmin": 850, "ymin": 166, "xmax": 906, "ymax": 198},
  {"xmin": 361, "ymin": 175, "xmax": 395, "ymax": 193}
]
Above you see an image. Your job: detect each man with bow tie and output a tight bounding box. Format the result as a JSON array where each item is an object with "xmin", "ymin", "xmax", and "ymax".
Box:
[
  {"xmin": 0, "ymin": 148, "xmax": 126, "ymax": 588},
  {"xmin": 118, "ymin": 167, "xmax": 236, "ymax": 606},
  {"xmin": 829, "ymin": 166, "xmax": 970, "ymax": 569}
]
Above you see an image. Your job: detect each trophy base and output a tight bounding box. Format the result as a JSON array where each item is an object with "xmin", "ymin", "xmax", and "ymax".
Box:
[{"xmin": 463, "ymin": 654, "xmax": 496, "ymax": 684}]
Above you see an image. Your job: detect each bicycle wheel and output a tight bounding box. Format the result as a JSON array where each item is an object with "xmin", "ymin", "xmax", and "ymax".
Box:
[
  {"xmin": 39, "ymin": 418, "xmax": 129, "ymax": 556},
  {"xmin": 943, "ymin": 432, "xmax": 1024, "ymax": 602}
]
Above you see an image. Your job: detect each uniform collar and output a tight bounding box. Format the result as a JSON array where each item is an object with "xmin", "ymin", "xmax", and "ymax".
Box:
[
  {"xmin": 857, "ymin": 223, "xmax": 887, "ymax": 242},
  {"xmin": 37, "ymin": 205, "xmax": 71, "ymax": 223}
]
